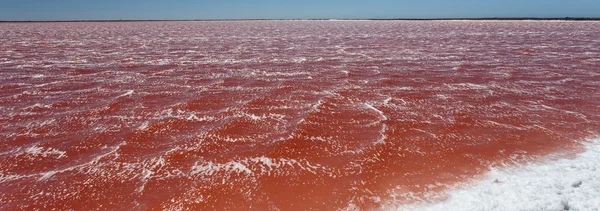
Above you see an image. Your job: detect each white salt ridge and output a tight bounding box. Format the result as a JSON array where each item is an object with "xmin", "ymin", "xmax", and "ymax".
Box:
[
  {"xmin": 34, "ymin": 141, "xmax": 126, "ymax": 181},
  {"xmin": 446, "ymin": 83, "xmax": 489, "ymax": 90},
  {"xmin": 136, "ymin": 157, "xmax": 166, "ymax": 193},
  {"xmin": 383, "ymin": 96, "xmax": 392, "ymax": 105},
  {"xmin": 235, "ymin": 112, "xmax": 286, "ymax": 121},
  {"xmin": 396, "ymin": 138, "xmax": 600, "ymax": 211},
  {"xmin": 364, "ymin": 103, "xmax": 388, "ymax": 144},
  {"xmin": 364, "ymin": 103, "xmax": 387, "ymax": 121},
  {"xmin": 24, "ymin": 145, "xmax": 67, "ymax": 159},
  {"xmin": 24, "ymin": 103, "xmax": 52, "ymax": 110},
  {"xmin": 190, "ymin": 156, "xmax": 326, "ymax": 177},
  {"xmin": 537, "ymin": 104, "xmax": 589, "ymax": 122},
  {"xmin": 117, "ymin": 90, "xmax": 135, "ymax": 98},
  {"xmin": 186, "ymin": 114, "xmax": 215, "ymax": 122},
  {"xmin": 190, "ymin": 160, "xmax": 254, "ymax": 176}
]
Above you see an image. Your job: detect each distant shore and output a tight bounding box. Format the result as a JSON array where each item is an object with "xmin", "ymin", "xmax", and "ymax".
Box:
[{"xmin": 1, "ymin": 17, "xmax": 600, "ymax": 23}]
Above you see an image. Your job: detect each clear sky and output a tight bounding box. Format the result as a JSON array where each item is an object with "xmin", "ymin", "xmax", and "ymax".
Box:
[{"xmin": 1, "ymin": 0, "xmax": 599, "ymax": 21}]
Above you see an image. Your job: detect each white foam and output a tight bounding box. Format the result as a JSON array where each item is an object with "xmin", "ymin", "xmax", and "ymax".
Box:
[{"xmin": 395, "ymin": 138, "xmax": 600, "ymax": 211}]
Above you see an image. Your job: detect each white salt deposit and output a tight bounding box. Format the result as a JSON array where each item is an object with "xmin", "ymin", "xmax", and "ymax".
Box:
[{"xmin": 397, "ymin": 138, "xmax": 600, "ymax": 211}]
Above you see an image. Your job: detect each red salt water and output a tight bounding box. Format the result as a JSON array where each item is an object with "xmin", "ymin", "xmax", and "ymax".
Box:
[{"xmin": 0, "ymin": 20, "xmax": 599, "ymax": 210}]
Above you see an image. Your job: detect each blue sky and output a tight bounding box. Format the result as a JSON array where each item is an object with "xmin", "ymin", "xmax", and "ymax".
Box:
[{"xmin": 1, "ymin": 0, "xmax": 599, "ymax": 21}]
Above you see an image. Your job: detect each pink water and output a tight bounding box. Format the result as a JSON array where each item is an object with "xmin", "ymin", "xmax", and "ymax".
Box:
[{"xmin": 1, "ymin": 21, "xmax": 599, "ymax": 210}]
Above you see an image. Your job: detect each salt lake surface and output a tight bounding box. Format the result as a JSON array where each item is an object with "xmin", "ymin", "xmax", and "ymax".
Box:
[{"xmin": 0, "ymin": 20, "xmax": 599, "ymax": 210}]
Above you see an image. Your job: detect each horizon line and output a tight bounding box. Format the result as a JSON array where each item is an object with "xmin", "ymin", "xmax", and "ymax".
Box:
[{"xmin": 2, "ymin": 17, "xmax": 600, "ymax": 23}]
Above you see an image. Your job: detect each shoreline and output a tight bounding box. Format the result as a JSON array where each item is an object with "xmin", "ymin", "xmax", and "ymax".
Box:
[{"xmin": 396, "ymin": 137, "xmax": 600, "ymax": 211}]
